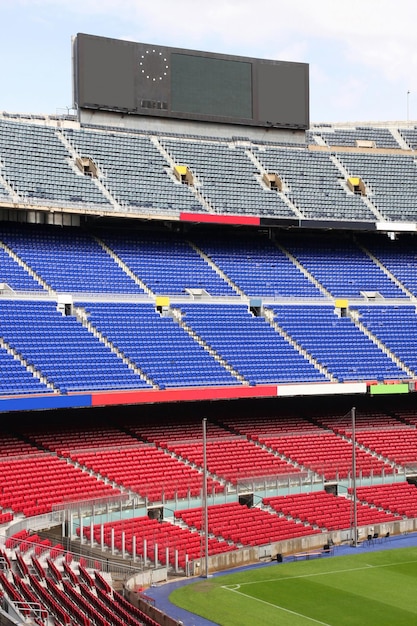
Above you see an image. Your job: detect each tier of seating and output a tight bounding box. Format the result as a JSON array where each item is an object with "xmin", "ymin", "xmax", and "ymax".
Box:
[
  {"xmin": 257, "ymin": 431, "xmax": 394, "ymax": 480},
  {"xmin": 2, "ymin": 222, "xmax": 417, "ymax": 300},
  {"xmin": 97, "ymin": 228, "xmax": 237, "ymax": 296},
  {"xmin": 337, "ymin": 151, "xmax": 417, "ymax": 222},
  {"xmin": 353, "ymin": 428, "xmax": 417, "ymax": 469},
  {"xmin": 277, "ymin": 232, "xmax": 405, "ymax": 298},
  {"xmin": 2, "ymin": 117, "xmax": 417, "ymax": 222},
  {"xmin": 354, "ymin": 305, "xmax": 417, "ymax": 373},
  {"xmin": 252, "ymin": 146, "xmax": 375, "ymax": 221},
  {"xmin": 0, "ymin": 454, "xmax": 122, "ymax": 516},
  {"xmin": 68, "ymin": 444, "xmax": 225, "ymax": 501},
  {"xmin": 0, "ymin": 300, "xmax": 150, "ymax": 393},
  {"xmin": 79, "ymin": 515, "xmax": 236, "ymax": 570},
  {"xmin": 191, "ymin": 231, "xmax": 323, "ymax": 297},
  {"xmin": 0, "ymin": 346, "xmax": 51, "ymax": 396},
  {"xmin": 3, "ymin": 222, "xmax": 417, "ymax": 392},
  {"xmin": 0, "ymin": 412, "xmax": 415, "ymax": 521},
  {"xmin": 165, "ymin": 436, "xmax": 300, "ymax": 484},
  {"xmin": 355, "ymin": 482, "xmax": 417, "ymax": 518},
  {"xmin": 357, "ymin": 233, "xmax": 417, "ymax": 297},
  {"xmin": 0, "ymin": 119, "xmax": 110, "ymax": 209},
  {"xmin": 263, "ymin": 490, "xmax": 402, "ymax": 531},
  {"xmin": 0, "ymin": 221, "xmax": 145, "ymax": 294},
  {"xmin": 176, "ymin": 501, "xmax": 321, "ymax": 546},
  {"xmin": 271, "ymin": 305, "xmax": 408, "ymax": 382},
  {"xmin": 178, "ymin": 303, "xmax": 328, "ymax": 385},
  {"xmin": 160, "ymin": 138, "xmax": 292, "ymax": 217},
  {"xmin": 0, "ymin": 245, "xmax": 44, "ymax": 291},
  {"xmin": 81, "ymin": 301, "xmax": 238, "ymax": 388},
  {"xmin": 64, "ymin": 127, "xmax": 200, "ymax": 215},
  {"xmin": 309, "ymin": 126, "xmax": 400, "ymax": 149}
]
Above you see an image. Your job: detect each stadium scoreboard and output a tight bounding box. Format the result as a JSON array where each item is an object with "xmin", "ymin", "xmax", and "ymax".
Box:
[{"xmin": 73, "ymin": 33, "xmax": 309, "ymax": 129}]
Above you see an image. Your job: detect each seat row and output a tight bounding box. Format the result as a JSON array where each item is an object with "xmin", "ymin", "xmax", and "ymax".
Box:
[{"xmin": 176, "ymin": 502, "xmax": 321, "ymax": 547}]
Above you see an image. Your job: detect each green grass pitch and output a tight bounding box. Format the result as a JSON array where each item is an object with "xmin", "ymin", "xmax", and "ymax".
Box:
[{"xmin": 170, "ymin": 548, "xmax": 417, "ymax": 625}]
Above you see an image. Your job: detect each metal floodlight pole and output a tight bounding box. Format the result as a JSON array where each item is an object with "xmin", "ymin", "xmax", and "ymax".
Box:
[
  {"xmin": 352, "ymin": 406, "xmax": 358, "ymax": 547},
  {"xmin": 202, "ymin": 417, "xmax": 209, "ymax": 577},
  {"xmin": 407, "ymin": 91, "xmax": 411, "ymax": 122}
]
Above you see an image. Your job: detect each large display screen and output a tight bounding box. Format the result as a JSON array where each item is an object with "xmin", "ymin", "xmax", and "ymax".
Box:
[
  {"xmin": 171, "ymin": 54, "xmax": 252, "ymax": 119},
  {"xmin": 74, "ymin": 34, "xmax": 309, "ymax": 129}
]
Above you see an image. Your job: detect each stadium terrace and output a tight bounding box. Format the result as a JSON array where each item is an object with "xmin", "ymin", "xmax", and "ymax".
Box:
[{"xmin": 1, "ymin": 33, "xmax": 417, "ymax": 626}]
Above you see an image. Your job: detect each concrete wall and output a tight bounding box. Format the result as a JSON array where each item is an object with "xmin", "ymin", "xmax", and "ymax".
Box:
[
  {"xmin": 127, "ymin": 567, "xmax": 168, "ymax": 588},
  {"xmin": 191, "ymin": 519, "xmax": 416, "ymax": 575},
  {"xmin": 79, "ymin": 109, "xmax": 307, "ymax": 144},
  {"xmin": 125, "ymin": 588, "xmax": 182, "ymax": 626}
]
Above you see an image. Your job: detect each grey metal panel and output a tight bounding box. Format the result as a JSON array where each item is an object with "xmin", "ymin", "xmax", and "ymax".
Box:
[{"xmin": 74, "ymin": 33, "xmax": 309, "ymax": 130}]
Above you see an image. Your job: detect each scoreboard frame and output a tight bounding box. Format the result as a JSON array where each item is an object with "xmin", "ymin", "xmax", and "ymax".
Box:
[{"xmin": 73, "ymin": 33, "xmax": 309, "ymax": 130}]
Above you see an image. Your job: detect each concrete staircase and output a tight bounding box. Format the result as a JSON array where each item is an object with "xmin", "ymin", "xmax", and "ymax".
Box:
[
  {"xmin": 93, "ymin": 236, "xmax": 153, "ymax": 296},
  {"xmin": 0, "ymin": 337, "xmax": 56, "ymax": 392},
  {"xmin": 171, "ymin": 307, "xmax": 248, "ymax": 385},
  {"xmin": 263, "ymin": 308, "xmax": 336, "ymax": 382},
  {"xmin": 348, "ymin": 309, "xmax": 414, "ymax": 378},
  {"xmin": 73, "ymin": 306, "xmax": 157, "ymax": 388},
  {"xmin": 186, "ymin": 240, "xmax": 245, "ymax": 297},
  {"xmin": 0, "ymin": 241, "xmax": 54, "ymax": 295}
]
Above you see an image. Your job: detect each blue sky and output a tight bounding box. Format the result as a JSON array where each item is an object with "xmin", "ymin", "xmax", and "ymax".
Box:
[{"xmin": 1, "ymin": 0, "xmax": 417, "ymax": 124}]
